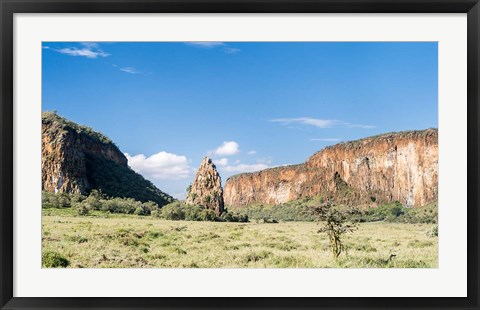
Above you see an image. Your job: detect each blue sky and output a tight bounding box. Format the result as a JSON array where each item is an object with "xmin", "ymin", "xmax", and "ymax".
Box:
[{"xmin": 42, "ymin": 42, "xmax": 438, "ymax": 199}]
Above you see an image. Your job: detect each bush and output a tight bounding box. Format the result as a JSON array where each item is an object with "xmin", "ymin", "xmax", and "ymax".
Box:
[
  {"xmin": 199, "ymin": 209, "xmax": 216, "ymax": 221},
  {"xmin": 151, "ymin": 210, "xmax": 161, "ymax": 218},
  {"xmin": 42, "ymin": 251, "xmax": 70, "ymax": 268},
  {"xmin": 184, "ymin": 204, "xmax": 203, "ymax": 221},
  {"xmin": 219, "ymin": 212, "xmax": 248, "ymax": 222},
  {"xmin": 161, "ymin": 202, "xmax": 186, "ymax": 220},
  {"xmin": 76, "ymin": 203, "xmax": 90, "ymax": 216},
  {"xmin": 134, "ymin": 207, "xmax": 145, "ymax": 216},
  {"xmin": 42, "ymin": 191, "xmax": 72, "ymax": 208},
  {"xmin": 426, "ymin": 225, "xmax": 438, "ymax": 237},
  {"xmin": 84, "ymin": 193, "xmax": 103, "ymax": 211},
  {"xmin": 101, "ymin": 197, "xmax": 141, "ymax": 214},
  {"xmin": 142, "ymin": 201, "xmax": 159, "ymax": 215}
]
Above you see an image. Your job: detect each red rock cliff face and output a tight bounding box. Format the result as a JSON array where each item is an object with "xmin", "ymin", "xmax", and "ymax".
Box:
[
  {"xmin": 42, "ymin": 113, "xmax": 127, "ymax": 194},
  {"xmin": 224, "ymin": 129, "xmax": 438, "ymax": 208}
]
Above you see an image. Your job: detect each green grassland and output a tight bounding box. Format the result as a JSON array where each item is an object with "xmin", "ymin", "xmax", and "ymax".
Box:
[{"xmin": 42, "ymin": 208, "xmax": 438, "ymax": 268}]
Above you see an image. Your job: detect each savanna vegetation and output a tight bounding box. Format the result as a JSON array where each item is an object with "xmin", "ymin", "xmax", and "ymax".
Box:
[
  {"xmin": 42, "ymin": 191, "xmax": 247, "ymax": 222},
  {"xmin": 42, "ymin": 191, "xmax": 437, "ymax": 268},
  {"xmin": 230, "ymin": 196, "xmax": 438, "ymax": 224},
  {"xmin": 42, "ymin": 207, "xmax": 438, "ymax": 268}
]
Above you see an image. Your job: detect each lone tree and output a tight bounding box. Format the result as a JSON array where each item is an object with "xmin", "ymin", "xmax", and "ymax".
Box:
[{"xmin": 310, "ymin": 199, "xmax": 362, "ymax": 258}]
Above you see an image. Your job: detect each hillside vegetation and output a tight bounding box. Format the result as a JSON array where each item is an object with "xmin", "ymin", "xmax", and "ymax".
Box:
[{"xmin": 84, "ymin": 153, "xmax": 173, "ymax": 206}]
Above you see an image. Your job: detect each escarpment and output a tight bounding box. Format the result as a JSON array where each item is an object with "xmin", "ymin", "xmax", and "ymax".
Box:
[
  {"xmin": 42, "ymin": 112, "xmax": 174, "ymax": 206},
  {"xmin": 224, "ymin": 129, "xmax": 438, "ymax": 208}
]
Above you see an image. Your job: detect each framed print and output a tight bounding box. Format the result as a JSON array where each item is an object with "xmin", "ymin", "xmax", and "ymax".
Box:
[{"xmin": 1, "ymin": 0, "xmax": 479, "ymax": 309}]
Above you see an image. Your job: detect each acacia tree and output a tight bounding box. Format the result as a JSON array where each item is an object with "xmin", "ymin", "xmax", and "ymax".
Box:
[{"xmin": 310, "ymin": 199, "xmax": 362, "ymax": 258}]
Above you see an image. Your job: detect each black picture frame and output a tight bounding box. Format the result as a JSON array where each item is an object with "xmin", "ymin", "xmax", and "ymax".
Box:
[{"xmin": 1, "ymin": 1, "xmax": 479, "ymax": 309}]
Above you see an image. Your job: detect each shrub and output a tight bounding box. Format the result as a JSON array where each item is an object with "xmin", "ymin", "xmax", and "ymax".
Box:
[
  {"xmin": 142, "ymin": 201, "xmax": 159, "ymax": 215},
  {"xmin": 426, "ymin": 225, "xmax": 438, "ymax": 237},
  {"xmin": 42, "ymin": 251, "xmax": 70, "ymax": 268},
  {"xmin": 151, "ymin": 210, "xmax": 160, "ymax": 218},
  {"xmin": 101, "ymin": 197, "xmax": 141, "ymax": 214},
  {"xmin": 161, "ymin": 202, "xmax": 185, "ymax": 220},
  {"xmin": 42, "ymin": 191, "xmax": 72, "ymax": 208},
  {"xmin": 184, "ymin": 204, "xmax": 203, "ymax": 221},
  {"xmin": 199, "ymin": 209, "xmax": 216, "ymax": 221},
  {"xmin": 76, "ymin": 203, "xmax": 90, "ymax": 216},
  {"xmin": 134, "ymin": 207, "xmax": 145, "ymax": 216},
  {"xmin": 84, "ymin": 193, "xmax": 103, "ymax": 211}
]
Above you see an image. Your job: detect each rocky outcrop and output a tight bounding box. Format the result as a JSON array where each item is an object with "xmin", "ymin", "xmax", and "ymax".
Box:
[
  {"xmin": 42, "ymin": 112, "xmax": 173, "ymax": 206},
  {"xmin": 224, "ymin": 129, "xmax": 438, "ymax": 208},
  {"xmin": 186, "ymin": 157, "xmax": 224, "ymax": 214}
]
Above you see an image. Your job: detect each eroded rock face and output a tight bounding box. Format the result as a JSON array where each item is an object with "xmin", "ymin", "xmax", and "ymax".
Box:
[
  {"xmin": 42, "ymin": 112, "xmax": 174, "ymax": 206},
  {"xmin": 42, "ymin": 113, "xmax": 127, "ymax": 194},
  {"xmin": 186, "ymin": 157, "xmax": 224, "ymax": 214},
  {"xmin": 224, "ymin": 129, "xmax": 438, "ymax": 208}
]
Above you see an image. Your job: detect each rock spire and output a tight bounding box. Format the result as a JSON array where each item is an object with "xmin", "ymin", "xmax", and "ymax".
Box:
[{"xmin": 186, "ymin": 157, "xmax": 224, "ymax": 214}]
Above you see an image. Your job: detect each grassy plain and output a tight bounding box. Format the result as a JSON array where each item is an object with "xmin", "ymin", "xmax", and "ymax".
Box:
[{"xmin": 42, "ymin": 208, "xmax": 437, "ymax": 268}]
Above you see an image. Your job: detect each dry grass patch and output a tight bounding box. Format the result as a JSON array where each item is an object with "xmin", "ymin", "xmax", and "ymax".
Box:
[{"xmin": 42, "ymin": 209, "xmax": 437, "ymax": 268}]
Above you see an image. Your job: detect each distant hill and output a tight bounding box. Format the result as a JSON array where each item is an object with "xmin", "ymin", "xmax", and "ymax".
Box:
[
  {"xmin": 224, "ymin": 129, "xmax": 438, "ymax": 208},
  {"xmin": 42, "ymin": 111, "xmax": 174, "ymax": 206}
]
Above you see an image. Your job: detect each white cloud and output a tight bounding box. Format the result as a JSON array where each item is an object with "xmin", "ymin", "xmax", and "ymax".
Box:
[
  {"xmin": 270, "ymin": 117, "xmax": 337, "ymax": 128},
  {"xmin": 344, "ymin": 123, "xmax": 376, "ymax": 129},
  {"xmin": 214, "ymin": 158, "xmax": 229, "ymax": 166},
  {"xmin": 213, "ymin": 141, "xmax": 240, "ymax": 156},
  {"xmin": 186, "ymin": 42, "xmax": 225, "ymax": 48},
  {"xmin": 224, "ymin": 47, "xmax": 240, "ymax": 54},
  {"xmin": 310, "ymin": 138, "xmax": 342, "ymax": 142},
  {"xmin": 50, "ymin": 42, "xmax": 109, "ymax": 59},
  {"xmin": 247, "ymin": 150, "xmax": 257, "ymax": 155},
  {"xmin": 80, "ymin": 42, "xmax": 100, "ymax": 49},
  {"xmin": 119, "ymin": 67, "xmax": 141, "ymax": 74},
  {"xmin": 270, "ymin": 117, "xmax": 375, "ymax": 129},
  {"xmin": 222, "ymin": 163, "xmax": 269, "ymax": 173},
  {"xmin": 125, "ymin": 151, "xmax": 192, "ymax": 180},
  {"xmin": 186, "ymin": 42, "xmax": 240, "ymax": 54}
]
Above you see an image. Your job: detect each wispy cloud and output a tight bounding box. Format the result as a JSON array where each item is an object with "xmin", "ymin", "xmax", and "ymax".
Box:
[
  {"xmin": 310, "ymin": 138, "xmax": 342, "ymax": 142},
  {"xmin": 270, "ymin": 117, "xmax": 375, "ymax": 129},
  {"xmin": 221, "ymin": 163, "xmax": 269, "ymax": 173},
  {"xmin": 125, "ymin": 151, "xmax": 193, "ymax": 180},
  {"xmin": 344, "ymin": 123, "xmax": 376, "ymax": 129},
  {"xmin": 185, "ymin": 42, "xmax": 240, "ymax": 54},
  {"xmin": 212, "ymin": 141, "xmax": 240, "ymax": 156},
  {"xmin": 119, "ymin": 67, "xmax": 141, "ymax": 74},
  {"xmin": 48, "ymin": 42, "xmax": 110, "ymax": 59},
  {"xmin": 224, "ymin": 47, "xmax": 241, "ymax": 54},
  {"xmin": 247, "ymin": 150, "xmax": 257, "ymax": 155},
  {"xmin": 186, "ymin": 42, "xmax": 225, "ymax": 48},
  {"xmin": 270, "ymin": 117, "xmax": 337, "ymax": 128},
  {"xmin": 213, "ymin": 158, "xmax": 229, "ymax": 166}
]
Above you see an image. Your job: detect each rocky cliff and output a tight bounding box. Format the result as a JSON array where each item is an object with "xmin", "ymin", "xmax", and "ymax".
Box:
[
  {"xmin": 224, "ymin": 129, "xmax": 438, "ymax": 208},
  {"xmin": 186, "ymin": 157, "xmax": 224, "ymax": 214},
  {"xmin": 42, "ymin": 112, "xmax": 173, "ymax": 206}
]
